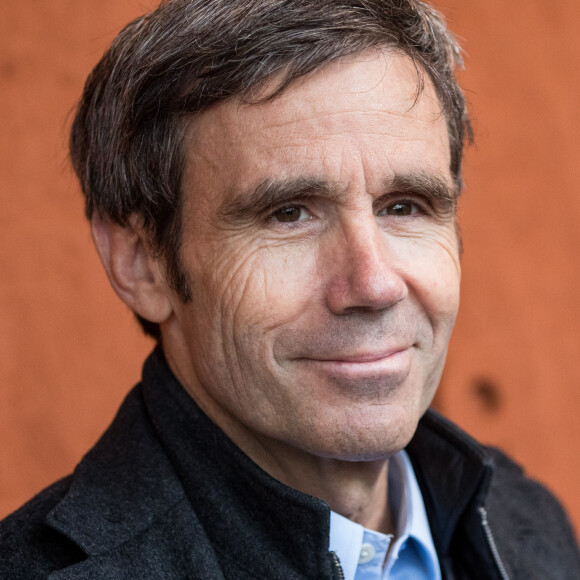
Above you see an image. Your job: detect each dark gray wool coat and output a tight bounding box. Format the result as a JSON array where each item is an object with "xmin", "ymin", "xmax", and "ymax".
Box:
[{"xmin": 1, "ymin": 349, "xmax": 579, "ymax": 579}]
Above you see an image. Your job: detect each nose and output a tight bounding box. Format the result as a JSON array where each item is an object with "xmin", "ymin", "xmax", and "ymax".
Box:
[{"xmin": 324, "ymin": 217, "xmax": 407, "ymax": 315}]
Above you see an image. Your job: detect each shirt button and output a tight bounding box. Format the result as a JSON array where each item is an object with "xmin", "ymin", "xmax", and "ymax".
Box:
[{"xmin": 358, "ymin": 543, "xmax": 375, "ymax": 564}]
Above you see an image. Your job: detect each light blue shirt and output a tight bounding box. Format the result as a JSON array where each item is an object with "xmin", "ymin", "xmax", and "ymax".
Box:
[{"xmin": 329, "ymin": 450, "xmax": 441, "ymax": 580}]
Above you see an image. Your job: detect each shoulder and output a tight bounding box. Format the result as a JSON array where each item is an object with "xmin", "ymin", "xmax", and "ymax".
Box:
[
  {"xmin": 411, "ymin": 410, "xmax": 580, "ymax": 578},
  {"xmin": 484, "ymin": 446, "xmax": 580, "ymax": 577},
  {"xmin": 485, "ymin": 445, "xmax": 575, "ymax": 538},
  {"xmin": 0, "ymin": 383, "xmax": 186, "ymax": 578},
  {"xmin": 485, "ymin": 445, "xmax": 565, "ymax": 513},
  {"xmin": 415, "ymin": 410, "xmax": 577, "ymax": 537},
  {"xmin": 0, "ymin": 476, "xmax": 86, "ymax": 577}
]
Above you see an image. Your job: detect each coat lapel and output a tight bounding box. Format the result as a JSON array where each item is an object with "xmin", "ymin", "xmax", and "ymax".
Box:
[{"xmin": 43, "ymin": 386, "xmax": 225, "ymax": 579}]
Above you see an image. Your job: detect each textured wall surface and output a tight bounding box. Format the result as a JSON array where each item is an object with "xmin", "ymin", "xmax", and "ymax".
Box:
[
  {"xmin": 1, "ymin": 0, "xmax": 579, "ymax": 535},
  {"xmin": 435, "ymin": 0, "xmax": 580, "ymax": 534}
]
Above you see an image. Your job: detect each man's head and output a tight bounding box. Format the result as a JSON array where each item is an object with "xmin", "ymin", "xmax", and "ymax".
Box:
[
  {"xmin": 70, "ymin": 0, "xmax": 469, "ymax": 338},
  {"xmin": 73, "ymin": 0, "xmax": 468, "ymax": 472}
]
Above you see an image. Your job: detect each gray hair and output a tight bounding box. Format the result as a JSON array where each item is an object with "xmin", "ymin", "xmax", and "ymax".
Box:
[{"xmin": 70, "ymin": 0, "xmax": 471, "ymax": 338}]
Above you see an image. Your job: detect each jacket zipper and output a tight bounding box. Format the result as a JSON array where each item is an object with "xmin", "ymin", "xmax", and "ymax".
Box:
[
  {"xmin": 329, "ymin": 551, "xmax": 345, "ymax": 580},
  {"xmin": 478, "ymin": 506, "xmax": 510, "ymax": 580}
]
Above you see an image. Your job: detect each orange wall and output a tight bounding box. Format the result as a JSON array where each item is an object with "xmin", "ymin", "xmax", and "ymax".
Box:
[{"xmin": 1, "ymin": 0, "xmax": 579, "ymax": 535}]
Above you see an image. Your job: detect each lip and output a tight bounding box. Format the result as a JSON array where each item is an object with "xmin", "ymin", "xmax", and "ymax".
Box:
[
  {"xmin": 312, "ymin": 347, "xmax": 410, "ymax": 364},
  {"xmin": 298, "ymin": 346, "xmax": 413, "ymax": 378}
]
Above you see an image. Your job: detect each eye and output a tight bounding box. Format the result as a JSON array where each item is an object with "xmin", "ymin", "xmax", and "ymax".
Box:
[
  {"xmin": 270, "ymin": 205, "xmax": 311, "ymax": 223},
  {"xmin": 376, "ymin": 200, "xmax": 422, "ymax": 217}
]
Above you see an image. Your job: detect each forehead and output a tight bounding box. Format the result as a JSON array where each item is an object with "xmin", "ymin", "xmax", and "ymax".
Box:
[{"xmin": 184, "ymin": 50, "xmax": 451, "ymax": 202}]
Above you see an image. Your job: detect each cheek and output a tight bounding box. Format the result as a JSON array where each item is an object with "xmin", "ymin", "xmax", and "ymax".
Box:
[
  {"xmin": 395, "ymin": 231, "xmax": 461, "ymax": 326},
  {"xmin": 201, "ymin": 241, "xmax": 322, "ymax": 334}
]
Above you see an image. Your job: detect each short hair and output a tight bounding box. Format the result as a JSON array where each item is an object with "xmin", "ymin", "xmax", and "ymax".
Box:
[{"xmin": 70, "ymin": 0, "xmax": 471, "ymax": 338}]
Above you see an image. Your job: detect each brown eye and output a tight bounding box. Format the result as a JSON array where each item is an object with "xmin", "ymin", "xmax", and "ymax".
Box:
[
  {"xmin": 389, "ymin": 202, "xmax": 413, "ymax": 216},
  {"xmin": 272, "ymin": 206, "xmax": 307, "ymax": 223},
  {"xmin": 377, "ymin": 201, "xmax": 417, "ymax": 217}
]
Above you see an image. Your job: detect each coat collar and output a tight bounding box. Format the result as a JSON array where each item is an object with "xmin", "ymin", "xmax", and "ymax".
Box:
[
  {"xmin": 407, "ymin": 410, "xmax": 494, "ymax": 559},
  {"xmin": 45, "ymin": 348, "xmax": 495, "ymax": 578}
]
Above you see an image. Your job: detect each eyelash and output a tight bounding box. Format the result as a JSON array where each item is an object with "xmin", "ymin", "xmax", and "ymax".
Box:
[
  {"xmin": 267, "ymin": 204, "xmax": 313, "ymax": 225},
  {"xmin": 266, "ymin": 195, "xmax": 432, "ymax": 225},
  {"xmin": 375, "ymin": 197, "xmax": 429, "ymax": 217}
]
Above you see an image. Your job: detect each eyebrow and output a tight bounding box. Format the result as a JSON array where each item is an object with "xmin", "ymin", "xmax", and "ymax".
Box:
[
  {"xmin": 219, "ymin": 170, "xmax": 459, "ymax": 224},
  {"xmin": 219, "ymin": 177, "xmax": 345, "ymax": 223}
]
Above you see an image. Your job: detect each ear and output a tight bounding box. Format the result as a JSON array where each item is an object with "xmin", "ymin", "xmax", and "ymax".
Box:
[{"xmin": 91, "ymin": 214, "xmax": 174, "ymax": 324}]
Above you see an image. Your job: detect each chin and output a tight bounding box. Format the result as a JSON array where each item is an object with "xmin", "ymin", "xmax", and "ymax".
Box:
[{"xmin": 298, "ymin": 402, "xmax": 422, "ymax": 462}]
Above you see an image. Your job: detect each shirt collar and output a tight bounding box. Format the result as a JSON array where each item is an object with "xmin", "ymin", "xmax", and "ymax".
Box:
[{"xmin": 329, "ymin": 449, "xmax": 440, "ymax": 580}]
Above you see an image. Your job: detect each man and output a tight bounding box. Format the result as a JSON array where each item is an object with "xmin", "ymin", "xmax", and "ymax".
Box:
[{"xmin": 1, "ymin": 0, "xmax": 578, "ymax": 578}]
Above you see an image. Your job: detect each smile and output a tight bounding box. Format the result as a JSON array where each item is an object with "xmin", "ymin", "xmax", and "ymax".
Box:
[{"xmin": 298, "ymin": 347, "xmax": 413, "ymax": 379}]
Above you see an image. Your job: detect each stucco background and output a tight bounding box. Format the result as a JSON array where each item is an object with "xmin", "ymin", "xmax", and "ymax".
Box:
[{"xmin": 1, "ymin": 0, "xmax": 579, "ymax": 534}]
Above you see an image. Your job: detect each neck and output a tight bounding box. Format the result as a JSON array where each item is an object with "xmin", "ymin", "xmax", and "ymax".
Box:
[
  {"xmin": 236, "ymin": 430, "xmax": 395, "ymax": 535},
  {"xmin": 296, "ymin": 457, "xmax": 394, "ymax": 535}
]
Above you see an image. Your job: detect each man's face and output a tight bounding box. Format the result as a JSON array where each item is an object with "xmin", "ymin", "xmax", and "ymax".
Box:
[{"xmin": 163, "ymin": 51, "xmax": 461, "ymax": 463}]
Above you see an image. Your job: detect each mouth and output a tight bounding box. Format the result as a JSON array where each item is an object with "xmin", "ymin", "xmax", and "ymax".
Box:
[
  {"xmin": 315, "ymin": 347, "xmax": 410, "ymax": 363},
  {"xmin": 298, "ymin": 346, "xmax": 413, "ymax": 379}
]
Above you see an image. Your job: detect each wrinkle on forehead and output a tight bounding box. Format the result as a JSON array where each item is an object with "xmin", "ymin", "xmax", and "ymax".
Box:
[{"xmin": 192, "ymin": 49, "xmax": 445, "ymax": 144}]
